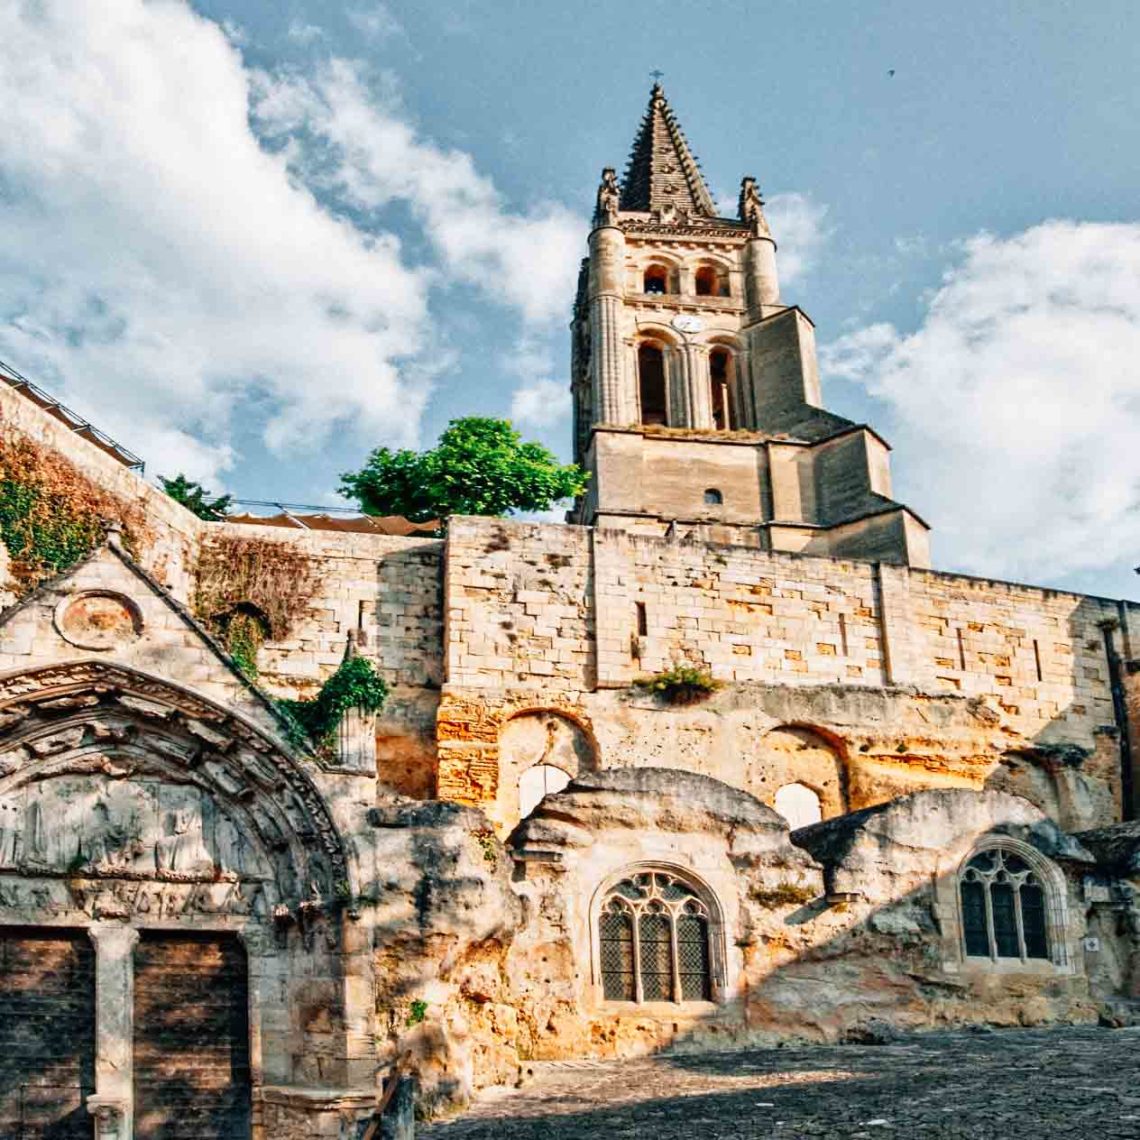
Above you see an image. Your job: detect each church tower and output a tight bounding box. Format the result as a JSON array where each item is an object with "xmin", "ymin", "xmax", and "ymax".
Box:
[{"xmin": 570, "ymin": 83, "xmax": 930, "ymax": 568}]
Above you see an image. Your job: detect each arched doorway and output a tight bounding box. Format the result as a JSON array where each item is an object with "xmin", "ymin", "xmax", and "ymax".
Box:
[{"xmin": 0, "ymin": 661, "xmax": 352, "ymax": 1139}]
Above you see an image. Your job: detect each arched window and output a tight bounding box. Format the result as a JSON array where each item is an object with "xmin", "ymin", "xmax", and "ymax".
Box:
[
  {"xmin": 518, "ymin": 763, "xmax": 572, "ymax": 818},
  {"xmin": 703, "ymin": 488, "xmax": 723, "ymax": 506},
  {"xmin": 774, "ymin": 782, "xmax": 823, "ymax": 830},
  {"xmin": 598, "ymin": 870, "xmax": 713, "ymax": 1003},
  {"xmin": 643, "ymin": 265, "xmax": 669, "ymax": 295},
  {"xmin": 638, "ymin": 344, "xmax": 668, "ymax": 426},
  {"xmin": 959, "ymin": 847, "xmax": 1050, "ymax": 962},
  {"xmin": 710, "ymin": 348, "xmax": 734, "ymax": 430},
  {"xmin": 694, "ymin": 264, "xmax": 729, "ymax": 297}
]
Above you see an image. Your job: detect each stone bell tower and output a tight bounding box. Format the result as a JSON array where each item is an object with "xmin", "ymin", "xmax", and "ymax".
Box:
[{"xmin": 570, "ymin": 83, "xmax": 930, "ymax": 568}]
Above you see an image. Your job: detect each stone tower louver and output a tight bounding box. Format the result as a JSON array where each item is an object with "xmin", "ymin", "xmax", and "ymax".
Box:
[{"xmin": 570, "ymin": 83, "xmax": 931, "ymax": 567}]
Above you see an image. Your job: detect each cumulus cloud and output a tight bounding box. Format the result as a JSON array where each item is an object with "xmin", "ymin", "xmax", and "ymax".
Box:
[
  {"xmin": 511, "ymin": 379, "xmax": 568, "ymax": 430},
  {"xmin": 821, "ymin": 221, "xmax": 1140, "ymax": 584},
  {"xmin": 253, "ymin": 61, "xmax": 585, "ymax": 325},
  {"xmin": 0, "ymin": 0, "xmax": 433, "ymax": 484},
  {"xmin": 346, "ymin": 4, "xmax": 404, "ymax": 41},
  {"xmin": 764, "ymin": 193, "xmax": 830, "ymax": 285},
  {"xmin": 0, "ymin": 0, "xmax": 584, "ymax": 488}
]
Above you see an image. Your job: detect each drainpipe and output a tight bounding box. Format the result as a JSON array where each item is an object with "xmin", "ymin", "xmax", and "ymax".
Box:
[{"xmin": 1099, "ymin": 618, "xmax": 1135, "ymax": 822}]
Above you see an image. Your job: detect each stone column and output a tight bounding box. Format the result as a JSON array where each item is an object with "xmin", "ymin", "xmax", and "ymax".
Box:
[
  {"xmin": 588, "ymin": 224, "xmax": 627, "ymax": 425},
  {"xmin": 744, "ymin": 235, "xmax": 781, "ymax": 320},
  {"xmin": 87, "ymin": 923, "xmax": 139, "ymax": 1140},
  {"xmin": 622, "ymin": 338, "xmax": 639, "ymax": 424},
  {"xmin": 685, "ymin": 342, "xmax": 713, "ymax": 429},
  {"xmin": 667, "ymin": 345, "xmax": 691, "ymax": 427}
]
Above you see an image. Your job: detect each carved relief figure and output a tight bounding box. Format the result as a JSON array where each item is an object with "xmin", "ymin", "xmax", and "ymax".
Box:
[
  {"xmin": 0, "ymin": 799, "xmax": 20, "ymax": 868},
  {"xmin": 594, "ymin": 166, "xmax": 620, "ymax": 225},
  {"xmin": 155, "ymin": 786, "xmax": 215, "ymax": 876}
]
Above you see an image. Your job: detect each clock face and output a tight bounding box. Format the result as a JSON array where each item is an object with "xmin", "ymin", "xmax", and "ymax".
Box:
[{"xmin": 671, "ymin": 314, "xmax": 705, "ymax": 334}]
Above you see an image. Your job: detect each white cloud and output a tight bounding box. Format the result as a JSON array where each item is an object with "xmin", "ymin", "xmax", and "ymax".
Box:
[
  {"xmin": 287, "ymin": 20, "xmax": 325, "ymax": 45},
  {"xmin": 0, "ymin": 0, "xmax": 432, "ymax": 485},
  {"xmin": 511, "ymin": 379, "xmax": 568, "ymax": 430},
  {"xmin": 821, "ymin": 221, "xmax": 1140, "ymax": 584},
  {"xmin": 254, "ymin": 60, "xmax": 585, "ymax": 324},
  {"xmin": 764, "ymin": 193, "xmax": 829, "ymax": 286},
  {"xmin": 0, "ymin": 0, "xmax": 584, "ymax": 490},
  {"xmin": 346, "ymin": 4, "xmax": 404, "ymax": 41}
]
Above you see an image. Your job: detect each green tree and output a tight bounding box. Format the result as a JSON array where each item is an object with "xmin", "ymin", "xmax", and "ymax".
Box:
[
  {"xmin": 160, "ymin": 474, "xmax": 233, "ymax": 521},
  {"xmin": 340, "ymin": 417, "xmax": 587, "ymax": 526}
]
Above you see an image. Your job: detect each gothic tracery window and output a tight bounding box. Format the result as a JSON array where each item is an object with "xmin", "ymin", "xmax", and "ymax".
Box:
[
  {"xmin": 959, "ymin": 847, "xmax": 1051, "ymax": 962},
  {"xmin": 598, "ymin": 871, "xmax": 714, "ymax": 1003}
]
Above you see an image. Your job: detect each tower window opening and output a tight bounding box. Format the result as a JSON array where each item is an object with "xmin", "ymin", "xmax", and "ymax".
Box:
[
  {"xmin": 694, "ymin": 265, "xmax": 718, "ymax": 296},
  {"xmin": 703, "ymin": 489, "xmax": 723, "ymax": 506},
  {"xmin": 710, "ymin": 348, "xmax": 734, "ymax": 430},
  {"xmin": 635, "ymin": 601, "xmax": 648, "ymax": 636},
  {"xmin": 694, "ymin": 265, "xmax": 729, "ymax": 298},
  {"xmin": 638, "ymin": 345, "xmax": 668, "ymax": 426},
  {"xmin": 644, "ymin": 265, "xmax": 669, "ymax": 295}
]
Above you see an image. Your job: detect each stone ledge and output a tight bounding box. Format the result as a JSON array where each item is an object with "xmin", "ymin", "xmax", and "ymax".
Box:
[{"xmin": 257, "ymin": 1085, "xmax": 376, "ymax": 1111}]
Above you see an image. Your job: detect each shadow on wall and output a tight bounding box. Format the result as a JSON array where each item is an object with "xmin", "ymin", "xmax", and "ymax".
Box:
[{"xmin": 502, "ymin": 771, "xmax": 1137, "ymax": 1066}]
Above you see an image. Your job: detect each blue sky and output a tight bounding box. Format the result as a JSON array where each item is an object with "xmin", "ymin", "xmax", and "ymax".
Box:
[{"xmin": 2, "ymin": 1, "xmax": 1139, "ymax": 597}]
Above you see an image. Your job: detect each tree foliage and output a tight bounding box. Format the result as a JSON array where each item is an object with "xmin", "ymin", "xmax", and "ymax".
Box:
[
  {"xmin": 160, "ymin": 473, "xmax": 233, "ymax": 520},
  {"xmin": 340, "ymin": 417, "xmax": 587, "ymax": 526}
]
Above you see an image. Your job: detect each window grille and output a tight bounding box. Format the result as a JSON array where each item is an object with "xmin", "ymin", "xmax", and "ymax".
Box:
[
  {"xmin": 959, "ymin": 848, "xmax": 1050, "ymax": 962},
  {"xmin": 598, "ymin": 871, "xmax": 713, "ymax": 1003}
]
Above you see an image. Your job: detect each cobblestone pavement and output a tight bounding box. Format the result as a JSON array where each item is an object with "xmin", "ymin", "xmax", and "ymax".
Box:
[{"xmin": 420, "ymin": 1027, "xmax": 1140, "ymax": 1139}]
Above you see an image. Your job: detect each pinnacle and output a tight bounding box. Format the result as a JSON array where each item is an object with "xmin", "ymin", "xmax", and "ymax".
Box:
[{"xmin": 619, "ymin": 84, "xmax": 717, "ymax": 218}]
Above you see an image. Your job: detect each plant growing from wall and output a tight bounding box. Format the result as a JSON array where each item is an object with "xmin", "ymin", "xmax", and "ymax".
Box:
[
  {"xmin": 278, "ymin": 655, "xmax": 389, "ymax": 751},
  {"xmin": 159, "ymin": 473, "xmax": 232, "ymax": 521},
  {"xmin": 340, "ymin": 417, "xmax": 588, "ymax": 530},
  {"xmin": 194, "ymin": 534, "xmax": 319, "ymax": 674},
  {"xmin": 222, "ymin": 608, "xmax": 266, "ymax": 679},
  {"xmin": 0, "ymin": 429, "xmax": 145, "ymax": 595},
  {"xmin": 635, "ymin": 663, "xmax": 722, "ymax": 705}
]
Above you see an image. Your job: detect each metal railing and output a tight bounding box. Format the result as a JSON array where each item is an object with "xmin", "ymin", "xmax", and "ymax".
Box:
[{"xmin": 0, "ymin": 358, "xmax": 145, "ymax": 473}]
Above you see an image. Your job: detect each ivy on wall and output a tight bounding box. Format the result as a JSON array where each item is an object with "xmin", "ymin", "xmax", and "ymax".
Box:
[
  {"xmin": 278, "ymin": 655, "xmax": 389, "ymax": 751},
  {"xmin": 0, "ymin": 428, "xmax": 145, "ymax": 596},
  {"xmin": 193, "ymin": 534, "xmax": 319, "ymax": 676}
]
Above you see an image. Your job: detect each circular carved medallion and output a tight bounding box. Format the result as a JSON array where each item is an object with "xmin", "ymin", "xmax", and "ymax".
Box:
[{"xmin": 55, "ymin": 591, "xmax": 143, "ymax": 651}]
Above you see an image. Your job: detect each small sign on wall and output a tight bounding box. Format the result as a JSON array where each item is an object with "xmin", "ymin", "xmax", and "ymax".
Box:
[{"xmin": 1083, "ymin": 936, "xmax": 1101, "ymax": 953}]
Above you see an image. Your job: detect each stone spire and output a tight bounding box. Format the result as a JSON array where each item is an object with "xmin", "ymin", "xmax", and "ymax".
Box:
[{"xmin": 620, "ymin": 83, "xmax": 717, "ymax": 218}]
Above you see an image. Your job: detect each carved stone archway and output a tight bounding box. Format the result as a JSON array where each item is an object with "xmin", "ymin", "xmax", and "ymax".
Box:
[
  {"xmin": 0, "ymin": 660, "xmax": 349, "ymax": 908},
  {"xmin": 0, "ymin": 661, "xmax": 360, "ymax": 1138}
]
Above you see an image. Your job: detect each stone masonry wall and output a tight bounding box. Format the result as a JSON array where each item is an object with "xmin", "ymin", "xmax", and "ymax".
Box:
[
  {"xmin": 445, "ymin": 517, "xmax": 1138, "ymax": 750},
  {"xmin": 441, "ymin": 517, "xmax": 1140, "ymax": 828}
]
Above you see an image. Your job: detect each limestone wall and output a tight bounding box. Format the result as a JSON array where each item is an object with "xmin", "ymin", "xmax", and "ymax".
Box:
[
  {"xmin": 442, "ymin": 517, "xmax": 1139, "ymax": 830},
  {"xmin": 445, "ymin": 517, "xmax": 1136, "ymax": 749}
]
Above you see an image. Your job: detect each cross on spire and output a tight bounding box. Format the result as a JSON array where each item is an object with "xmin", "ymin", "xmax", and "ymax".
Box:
[{"xmin": 649, "ymin": 69, "xmax": 664, "ymax": 84}]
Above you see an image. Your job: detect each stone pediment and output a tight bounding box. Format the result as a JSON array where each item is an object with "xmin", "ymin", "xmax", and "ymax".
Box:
[{"xmin": 0, "ymin": 532, "xmax": 286, "ymax": 741}]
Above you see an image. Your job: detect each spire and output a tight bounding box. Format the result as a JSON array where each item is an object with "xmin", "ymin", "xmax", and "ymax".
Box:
[{"xmin": 620, "ymin": 83, "xmax": 717, "ymax": 218}]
